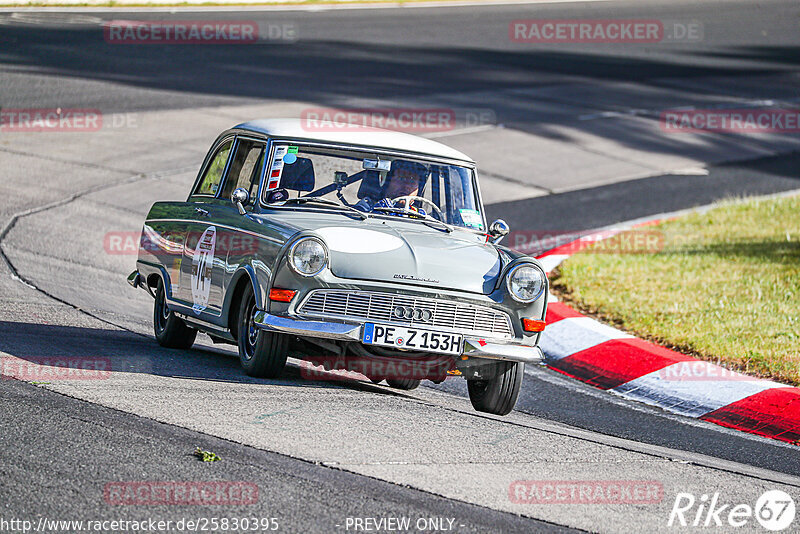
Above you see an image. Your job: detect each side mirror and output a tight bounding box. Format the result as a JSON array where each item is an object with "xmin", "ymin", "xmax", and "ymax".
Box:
[
  {"xmin": 232, "ymin": 188, "xmax": 249, "ymax": 215},
  {"xmin": 488, "ymin": 219, "xmax": 510, "ymax": 244}
]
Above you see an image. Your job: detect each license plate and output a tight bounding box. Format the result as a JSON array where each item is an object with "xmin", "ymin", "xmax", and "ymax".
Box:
[{"xmin": 362, "ymin": 323, "xmax": 462, "ymax": 355}]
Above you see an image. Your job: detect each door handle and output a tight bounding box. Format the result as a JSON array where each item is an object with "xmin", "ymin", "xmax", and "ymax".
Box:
[{"xmin": 194, "ymin": 207, "xmax": 209, "ymax": 217}]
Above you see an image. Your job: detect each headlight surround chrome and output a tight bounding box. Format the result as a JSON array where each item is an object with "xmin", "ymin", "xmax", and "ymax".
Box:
[
  {"xmin": 289, "ymin": 237, "xmax": 328, "ymax": 277},
  {"xmin": 506, "ymin": 264, "xmax": 546, "ymax": 303}
]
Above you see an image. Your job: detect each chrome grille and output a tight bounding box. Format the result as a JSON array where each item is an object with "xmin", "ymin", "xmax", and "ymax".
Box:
[{"xmin": 298, "ymin": 290, "xmax": 513, "ymax": 339}]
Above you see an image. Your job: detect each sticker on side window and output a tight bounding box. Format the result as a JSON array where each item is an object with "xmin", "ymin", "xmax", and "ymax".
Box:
[
  {"xmin": 266, "ymin": 145, "xmax": 289, "ymax": 190},
  {"xmin": 459, "ymin": 209, "xmax": 484, "ymax": 230}
]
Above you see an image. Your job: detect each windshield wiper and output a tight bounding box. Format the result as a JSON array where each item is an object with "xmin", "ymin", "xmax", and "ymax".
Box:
[
  {"xmin": 371, "ymin": 207, "xmax": 452, "ymax": 233},
  {"xmin": 283, "ymin": 197, "xmax": 367, "ymax": 220}
]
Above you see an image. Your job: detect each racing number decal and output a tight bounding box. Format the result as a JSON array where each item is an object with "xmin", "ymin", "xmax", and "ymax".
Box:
[
  {"xmin": 267, "ymin": 146, "xmax": 289, "ymax": 190},
  {"xmin": 191, "ymin": 226, "xmax": 216, "ymax": 315}
]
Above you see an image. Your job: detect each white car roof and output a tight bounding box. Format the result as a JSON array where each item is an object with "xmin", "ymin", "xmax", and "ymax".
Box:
[{"xmin": 234, "ymin": 118, "xmax": 474, "ymax": 164}]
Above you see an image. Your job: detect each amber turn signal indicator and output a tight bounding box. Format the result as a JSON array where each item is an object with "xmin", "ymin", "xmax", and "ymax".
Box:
[
  {"xmin": 269, "ymin": 288, "xmax": 297, "ymax": 303},
  {"xmin": 522, "ymin": 318, "xmax": 546, "ymax": 332}
]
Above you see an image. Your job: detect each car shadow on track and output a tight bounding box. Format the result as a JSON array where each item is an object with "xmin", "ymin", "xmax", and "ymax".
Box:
[{"xmin": 0, "ymin": 320, "xmax": 411, "ymax": 397}]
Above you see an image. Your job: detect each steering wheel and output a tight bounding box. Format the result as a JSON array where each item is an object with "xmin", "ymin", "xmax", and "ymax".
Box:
[{"xmin": 391, "ymin": 196, "xmax": 445, "ymax": 221}]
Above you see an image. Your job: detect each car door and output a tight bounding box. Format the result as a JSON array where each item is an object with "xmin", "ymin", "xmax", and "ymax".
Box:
[
  {"xmin": 140, "ymin": 203, "xmax": 193, "ymax": 306},
  {"xmin": 208, "ymin": 136, "xmax": 268, "ymax": 307},
  {"xmin": 180, "ymin": 136, "xmax": 234, "ymax": 317}
]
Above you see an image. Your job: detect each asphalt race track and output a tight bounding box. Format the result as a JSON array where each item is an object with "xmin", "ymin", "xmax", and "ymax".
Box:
[{"xmin": 1, "ymin": 0, "xmax": 799, "ymax": 532}]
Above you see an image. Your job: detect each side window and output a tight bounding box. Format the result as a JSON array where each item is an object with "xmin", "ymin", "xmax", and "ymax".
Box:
[
  {"xmin": 220, "ymin": 139, "xmax": 265, "ymax": 206},
  {"xmin": 194, "ymin": 139, "xmax": 233, "ymax": 197}
]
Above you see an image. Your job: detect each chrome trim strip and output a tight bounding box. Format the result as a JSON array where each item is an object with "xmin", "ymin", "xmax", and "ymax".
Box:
[
  {"xmin": 174, "ymin": 312, "xmax": 230, "ymax": 334},
  {"xmin": 254, "ymin": 312, "xmax": 362, "ymax": 341},
  {"xmin": 462, "ymin": 339, "xmax": 543, "ymax": 364},
  {"xmin": 168, "ymin": 298, "xmax": 223, "ymax": 319},
  {"xmin": 144, "ymin": 219, "xmax": 283, "ymax": 245}
]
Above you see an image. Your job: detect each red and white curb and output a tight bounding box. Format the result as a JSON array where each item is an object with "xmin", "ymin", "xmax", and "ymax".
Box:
[{"xmin": 534, "ymin": 224, "xmax": 800, "ymax": 445}]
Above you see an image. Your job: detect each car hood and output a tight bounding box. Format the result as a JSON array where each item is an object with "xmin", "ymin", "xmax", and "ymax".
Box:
[{"xmin": 256, "ymin": 211, "xmax": 502, "ymax": 294}]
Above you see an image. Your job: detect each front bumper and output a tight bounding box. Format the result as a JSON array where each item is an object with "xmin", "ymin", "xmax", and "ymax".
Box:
[{"xmin": 253, "ymin": 312, "xmax": 543, "ymax": 364}]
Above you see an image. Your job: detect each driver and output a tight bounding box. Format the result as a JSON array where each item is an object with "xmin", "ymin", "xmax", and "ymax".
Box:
[
  {"xmin": 356, "ymin": 160, "xmax": 430, "ymax": 215},
  {"xmin": 384, "ymin": 161, "xmax": 422, "ymax": 199}
]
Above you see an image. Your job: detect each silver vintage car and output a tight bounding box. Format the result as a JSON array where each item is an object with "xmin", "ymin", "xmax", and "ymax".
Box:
[{"xmin": 129, "ymin": 119, "xmax": 548, "ymax": 415}]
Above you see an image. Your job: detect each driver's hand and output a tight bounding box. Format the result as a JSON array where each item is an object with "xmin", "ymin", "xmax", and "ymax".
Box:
[{"xmin": 375, "ymin": 198, "xmax": 396, "ymax": 210}]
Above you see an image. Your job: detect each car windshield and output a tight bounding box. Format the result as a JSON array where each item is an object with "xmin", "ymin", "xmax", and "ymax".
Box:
[{"xmin": 261, "ymin": 144, "xmax": 485, "ymax": 231}]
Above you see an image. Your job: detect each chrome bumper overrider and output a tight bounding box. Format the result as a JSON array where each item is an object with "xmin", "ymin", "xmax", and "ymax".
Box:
[
  {"xmin": 461, "ymin": 338, "xmax": 544, "ymax": 364},
  {"xmin": 253, "ymin": 312, "xmax": 543, "ymax": 364},
  {"xmin": 253, "ymin": 311, "xmax": 362, "ymax": 341},
  {"xmin": 128, "ymin": 270, "xmax": 142, "ymax": 288}
]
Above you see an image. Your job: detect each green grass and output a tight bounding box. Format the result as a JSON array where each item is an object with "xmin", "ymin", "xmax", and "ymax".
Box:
[{"xmin": 551, "ymin": 194, "xmax": 800, "ymax": 385}]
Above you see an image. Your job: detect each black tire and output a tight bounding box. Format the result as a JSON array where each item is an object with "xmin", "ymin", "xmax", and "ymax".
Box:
[
  {"xmin": 386, "ymin": 378, "xmax": 421, "ymax": 390},
  {"xmin": 237, "ymin": 285, "xmax": 288, "ymax": 378},
  {"xmin": 467, "ymin": 361, "xmax": 524, "ymax": 415},
  {"xmin": 153, "ymin": 279, "xmax": 197, "ymax": 349}
]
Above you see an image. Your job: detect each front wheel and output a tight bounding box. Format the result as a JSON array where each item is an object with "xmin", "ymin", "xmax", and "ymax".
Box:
[
  {"xmin": 467, "ymin": 361, "xmax": 523, "ymax": 415},
  {"xmin": 153, "ymin": 278, "xmax": 197, "ymax": 349},
  {"xmin": 237, "ymin": 285, "xmax": 288, "ymax": 378}
]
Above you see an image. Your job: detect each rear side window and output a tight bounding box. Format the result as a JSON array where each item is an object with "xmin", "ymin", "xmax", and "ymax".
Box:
[
  {"xmin": 219, "ymin": 139, "xmax": 265, "ymax": 205},
  {"xmin": 194, "ymin": 139, "xmax": 233, "ymax": 196}
]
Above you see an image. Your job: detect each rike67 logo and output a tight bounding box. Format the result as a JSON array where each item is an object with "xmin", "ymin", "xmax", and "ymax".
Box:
[{"xmin": 668, "ymin": 490, "xmax": 795, "ymax": 531}]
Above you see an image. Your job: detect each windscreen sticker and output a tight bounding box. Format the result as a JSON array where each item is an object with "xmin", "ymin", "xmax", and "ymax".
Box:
[
  {"xmin": 267, "ymin": 146, "xmax": 288, "ymax": 190},
  {"xmin": 191, "ymin": 226, "xmax": 216, "ymax": 315},
  {"xmin": 288, "ymin": 146, "xmax": 299, "ymax": 154},
  {"xmin": 459, "ymin": 209, "xmax": 484, "ymax": 230},
  {"xmin": 283, "ymin": 152, "xmax": 297, "ymax": 164}
]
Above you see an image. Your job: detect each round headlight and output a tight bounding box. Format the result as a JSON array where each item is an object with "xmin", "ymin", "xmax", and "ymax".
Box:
[
  {"xmin": 289, "ymin": 237, "xmax": 327, "ymax": 277},
  {"xmin": 506, "ymin": 264, "xmax": 546, "ymax": 303}
]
